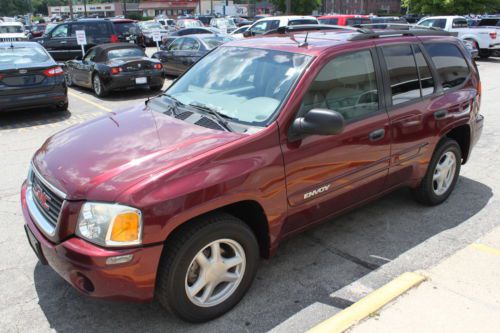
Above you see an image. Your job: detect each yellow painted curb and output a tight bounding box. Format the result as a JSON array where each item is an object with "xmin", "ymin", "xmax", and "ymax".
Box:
[
  {"xmin": 469, "ymin": 243, "xmax": 500, "ymax": 257},
  {"xmin": 307, "ymin": 272, "xmax": 426, "ymax": 333}
]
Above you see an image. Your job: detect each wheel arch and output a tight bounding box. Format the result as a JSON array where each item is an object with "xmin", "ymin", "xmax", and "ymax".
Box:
[
  {"xmin": 444, "ymin": 124, "xmax": 471, "ymax": 164},
  {"xmin": 163, "ymin": 200, "xmax": 271, "ymax": 259}
]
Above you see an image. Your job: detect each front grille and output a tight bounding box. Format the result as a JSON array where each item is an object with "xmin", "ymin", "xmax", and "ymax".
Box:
[
  {"xmin": 30, "ymin": 171, "xmax": 64, "ymax": 227},
  {"xmin": 0, "ymin": 37, "xmax": 25, "ymax": 42}
]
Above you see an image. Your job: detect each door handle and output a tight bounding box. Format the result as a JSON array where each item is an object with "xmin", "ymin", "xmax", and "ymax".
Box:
[
  {"xmin": 434, "ymin": 110, "xmax": 448, "ymax": 120},
  {"xmin": 369, "ymin": 128, "xmax": 385, "ymax": 142},
  {"xmin": 60, "ymin": 41, "xmax": 67, "ymax": 44}
]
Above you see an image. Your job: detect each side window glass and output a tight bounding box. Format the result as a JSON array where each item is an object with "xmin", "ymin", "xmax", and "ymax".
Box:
[
  {"xmin": 299, "ymin": 50, "xmax": 379, "ymax": 121},
  {"xmin": 169, "ymin": 38, "xmax": 184, "ymax": 51},
  {"xmin": 423, "ymin": 43, "xmax": 469, "ymax": 90},
  {"xmin": 83, "ymin": 49, "xmax": 96, "ymax": 62},
  {"xmin": 414, "ymin": 46, "xmax": 435, "ymax": 96},
  {"xmin": 181, "ymin": 38, "xmax": 199, "ymax": 51},
  {"xmin": 382, "ymin": 45, "xmax": 421, "ymax": 105},
  {"xmin": 269, "ymin": 20, "xmax": 280, "ymax": 30},
  {"xmin": 434, "ymin": 19, "xmax": 447, "ymax": 29},
  {"xmin": 51, "ymin": 24, "xmax": 68, "ymax": 38},
  {"xmin": 251, "ymin": 21, "xmax": 267, "ymax": 34},
  {"xmin": 452, "ymin": 19, "xmax": 468, "ymax": 28}
]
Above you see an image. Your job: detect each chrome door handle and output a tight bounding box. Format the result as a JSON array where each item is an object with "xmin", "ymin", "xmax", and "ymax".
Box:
[{"xmin": 369, "ymin": 128, "xmax": 385, "ymax": 141}]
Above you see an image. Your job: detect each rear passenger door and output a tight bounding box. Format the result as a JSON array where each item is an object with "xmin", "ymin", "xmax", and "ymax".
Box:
[
  {"xmin": 281, "ymin": 48, "xmax": 391, "ymax": 233},
  {"xmin": 379, "ymin": 42, "xmax": 474, "ymax": 187}
]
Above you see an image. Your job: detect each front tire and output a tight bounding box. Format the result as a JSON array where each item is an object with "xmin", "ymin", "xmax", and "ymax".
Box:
[
  {"xmin": 412, "ymin": 138, "xmax": 461, "ymax": 206},
  {"xmin": 156, "ymin": 213, "xmax": 259, "ymax": 322},
  {"xmin": 479, "ymin": 49, "xmax": 491, "ymax": 59}
]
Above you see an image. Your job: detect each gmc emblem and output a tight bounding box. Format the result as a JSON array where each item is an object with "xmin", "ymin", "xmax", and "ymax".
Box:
[{"xmin": 33, "ymin": 184, "xmax": 50, "ymax": 211}]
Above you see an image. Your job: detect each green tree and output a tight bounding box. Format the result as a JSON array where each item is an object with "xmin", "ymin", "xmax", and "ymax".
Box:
[
  {"xmin": 271, "ymin": 0, "xmax": 321, "ymax": 14},
  {"xmin": 403, "ymin": 0, "xmax": 500, "ymax": 14},
  {"xmin": 0, "ymin": 0, "xmax": 30, "ymax": 16}
]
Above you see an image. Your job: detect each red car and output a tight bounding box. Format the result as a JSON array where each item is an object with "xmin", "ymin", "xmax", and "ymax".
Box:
[
  {"xmin": 22, "ymin": 28, "xmax": 483, "ymax": 322},
  {"xmin": 30, "ymin": 24, "xmax": 46, "ymax": 38},
  {"xmin": 319, "ymin": 14, "xmax": 370, "ymax": 26}
]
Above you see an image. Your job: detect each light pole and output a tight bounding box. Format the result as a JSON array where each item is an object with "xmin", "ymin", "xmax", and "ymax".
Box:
[
  {"xmin": 68, "ymin": 0, "xmax": 74, "ymax": 19},
  {"xmin": 285, "ymin": 0, "xmax": 291, "ymax": 14}
]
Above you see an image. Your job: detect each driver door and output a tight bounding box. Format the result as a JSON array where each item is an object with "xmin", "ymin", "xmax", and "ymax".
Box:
[
  {"xmin": 280, "ymin": 48, "xmax": 392, "ymax": 234},
  {"xmin": 72, "ymin": 48, "xmax": 96, "ymax": 87}
]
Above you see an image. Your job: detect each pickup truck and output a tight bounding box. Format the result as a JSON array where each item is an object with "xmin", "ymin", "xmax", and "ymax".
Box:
[{"xmin": 417, "ymin": 15, "xmax": 499, "ymax": 58}]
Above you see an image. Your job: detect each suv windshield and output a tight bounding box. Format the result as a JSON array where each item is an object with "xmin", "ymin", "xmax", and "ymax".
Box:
[{"xmin": 164, "ymin": 46, "xmax": 311, "ymax": 126}]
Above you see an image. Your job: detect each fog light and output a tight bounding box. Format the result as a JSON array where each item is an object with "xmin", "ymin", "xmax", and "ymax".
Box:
[{"xmin": 106, "ymin": 254, "xmax": 133, "ymax": 265}]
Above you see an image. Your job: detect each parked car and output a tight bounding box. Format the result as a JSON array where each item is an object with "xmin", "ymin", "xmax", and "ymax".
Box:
[
  {"xmin": 230, "ymin": 25, "xmax": 250, "ymax": 38},
  {"xmin": 318, "ymin": 14, "xmax": 370, "ymax": 26},
  {"xmin": 0, "ymin": 42, "xmax": 67, "ymax": 112},
  {"xmin": 209, "ymin": 17, "xmax": 237, "ymax": 33},
  {"xmin": 243, "ymin": 15, "xmax": 318, "ymax": 37},
  {"xmin": 403, "ymin": 13, "xmax": 424, "ymax": 23},
  {"xmin": 109, "ymin": 18, "xmax": 145, "ymax": 48},
  {"xmin": 30, "ymin": 23, "xmax": 47, "ymax": 38},
  {"xmin": 64, "ymin": 43, "xmax": 164, "ymax": 97},
  {"xmin": 33, "ymin": 19, "xmax": 118, "ymax": 61},
  {"xmin": 161, "ymin": 27, "xmax": 222, "ymax": 47},
  {"xmin": 21, "ymin": 28, "xmax": 483, "ymax": 323},
  {"xmin": 138, "ymin": 21, "xmax": 168, "ymax": 46},
  {"xmin": 196, "ymin": 15, "xmax": 214, "ymax": 26},
  {"xmin": 157, "ymin": 18, "xmax": 176, "ymax": 31},
  {"xmin": 477, "ymin": 16, "xmax": 500, "ymax": 27},
  {"xmin": 228, "ymin": 16, "xmax": 253, "ymax": 27},
  {"xmin": 417, "ymin": 16, "xmax": 500, "ymax": 58},
  {"xmin": 0, "ymin": 21, "xmax": 28, "ymax": 42},
  {"xmin": 175, "ymin": 19, "xmax": 204, "ymax": 30},
  {"xmin": 152, "ymin": 34, "xmax": 233, "ymax": 76}
]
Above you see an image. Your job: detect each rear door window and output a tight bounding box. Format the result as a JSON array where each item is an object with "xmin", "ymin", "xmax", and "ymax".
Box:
[
  {"xmin": 382, "ymin": 45, "xmax": 421, "ymax": 105},
  {"xmin": 346, "ymin": 18, "xmax": 370, "ymax": 26},
  {"xmin": 423, "ymin": 43, "xmax": 469, "ymax": 90},
  {"xmin": 452, "ymin": 18, "xmax": 468, "ymax": 28},
  {"xmin": 414, "ymin": 46, "xmax": 435, "ymax": 96},
  {"xmin": 50, "ymin": 24, "xmax": 68, "ymax": 38}
]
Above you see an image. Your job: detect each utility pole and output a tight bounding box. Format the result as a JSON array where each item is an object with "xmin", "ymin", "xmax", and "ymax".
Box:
[
  {"xmin": 285, "ymin": 0, "xmax": 291, "ymax": 14},
  {"xmin": 123, "ymin": 0, "xmax": 127, "ymax": 18},
  {"xmin": 68, "ymin": 0, "xmax": 74, "ymax": 19},
  {"xmin": 83, "ymin": 0, "xmax": 87, "ymax": 17}
]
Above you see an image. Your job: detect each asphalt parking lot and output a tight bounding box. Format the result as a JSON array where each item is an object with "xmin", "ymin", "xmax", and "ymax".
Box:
[{"xmin": 1, "ymin": 55, "xmax": 499, "ymax": 333}]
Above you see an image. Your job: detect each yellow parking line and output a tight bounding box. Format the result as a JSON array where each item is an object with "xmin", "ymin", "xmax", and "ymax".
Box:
[
  {"xmin": 307, "ymin": 272, "xmax": 426, "ymax": 333},
  {"xmin": 470, "ymin": 243, "xmax": 500, "ymax": 257},
  {"xmin": 69, "ymin": 91, "xmax": 113, "ymax": 113}
]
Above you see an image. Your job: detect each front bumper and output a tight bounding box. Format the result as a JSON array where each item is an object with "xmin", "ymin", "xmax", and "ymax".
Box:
[
  {"xmin": 21, "ymin": 184, "xmax": 163, "ymax": 302},
  {"xmin": 489, "ymin": 42, "xmax": 500, "ymax": 50},
  {"xmin": 0, "ymin": 90, "xmax": 67, "ymax": 112},
  {"xmin": 103, "ymin": 72, "xmax": 164, "ymax": 91}
]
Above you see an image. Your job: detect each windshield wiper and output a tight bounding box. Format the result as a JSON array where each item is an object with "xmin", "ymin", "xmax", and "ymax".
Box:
[
  {"xmin": 188, "ymin": 102, "xmax": 236, "ymax": 132},
  {"xmin": 158, "ymin": 93, "xmax": 184, "ymax": 116}
]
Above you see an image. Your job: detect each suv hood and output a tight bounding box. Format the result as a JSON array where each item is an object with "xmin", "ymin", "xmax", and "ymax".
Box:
[{"xmin": 32, "ymin": 105, "xmax": 243, "ymax": 201}]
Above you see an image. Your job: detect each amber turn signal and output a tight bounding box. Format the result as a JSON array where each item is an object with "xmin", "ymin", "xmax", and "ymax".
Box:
[{"xmin": 110, "ymin": 212, "xmax": 140, "ymax": 242}]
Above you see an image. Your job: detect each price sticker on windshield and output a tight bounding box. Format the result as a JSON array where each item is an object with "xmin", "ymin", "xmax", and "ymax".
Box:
[
  {"xmin": 152, "ymin": 29, "xmax": 162, "ymax": 42},
  {"xmin": 76, "ymin": 30, "xmax": 87, "ymax": 45}
]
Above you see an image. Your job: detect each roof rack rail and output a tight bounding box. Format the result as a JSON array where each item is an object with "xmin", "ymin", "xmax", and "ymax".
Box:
[
  {"xmin": 265, "ymin": 24, "xmax": 369, "ymax": 35},
  {"xmin": 349, "ymin": 29, "xmax": 453, "ymax": 41}
]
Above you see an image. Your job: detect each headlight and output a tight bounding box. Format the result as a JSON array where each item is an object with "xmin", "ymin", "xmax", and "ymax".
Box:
[{"xmin": 76, "ymin": 202, "xmax": 142, "ymax": 247}]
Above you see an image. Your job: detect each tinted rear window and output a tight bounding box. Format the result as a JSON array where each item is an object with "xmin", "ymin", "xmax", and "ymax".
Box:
[
  {"xmin": 346, "ymin": 18, "xmax": 370, "ymax": 26},
  {"xmin": 382, "ymin": 45, "xmax": 421, "ymax": 105},
  {"xmin": 114, "ymin": 22, "xmax": 136, "ymax": 35},
  {"xmin": 478, "ymin": 19, "xmax": 500, "ymax": 26},
  {"xmin": 423, "ymin": 43, "xmax": 469, "ymax": 90},
  {"xmin": 319, "ymin": 18, "xmax": 338, "ymax": 25},
  {"xmin": 288, "ymin": 19, "xmax": 318, "ymax": 26},
  {"xmin": 107, "ymin": 48, "xmax": 144, "ymax": 59},
  {"xmin": 0, "ymin": 46, "xmax": 50, "ymax": 68}
]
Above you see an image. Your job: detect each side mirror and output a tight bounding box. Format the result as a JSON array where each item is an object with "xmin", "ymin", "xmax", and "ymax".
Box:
[
  {"xmin": 243, "ymin": 30, "xmax": 251, "ymax": 37},
  {"xmin": 291, "ymin": 109, "xmax": 345, "ymax": 137},
  {"xmin": 75, "ymin": 55, "xmax": 82, "ymax": 60}
]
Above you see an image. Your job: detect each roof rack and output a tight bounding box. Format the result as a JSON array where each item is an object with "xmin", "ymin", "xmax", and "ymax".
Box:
[
  {"xmin": 348, "ymin": 29, "xmax": 453, "ymax": 41},
  {"xmin": 265, "ymin": 24, "xmax": 369, "ymax": 35}
]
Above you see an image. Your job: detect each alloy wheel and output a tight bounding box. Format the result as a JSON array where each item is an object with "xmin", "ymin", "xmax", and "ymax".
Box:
[{"xmin": 432, "ymin": 151, "xmax": 457, "ymax": 196}]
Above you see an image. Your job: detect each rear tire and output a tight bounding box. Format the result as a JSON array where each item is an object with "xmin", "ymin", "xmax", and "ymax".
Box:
[
  {"xmin": 412, "ymin": 138, "xmax": 461, "ymax": 206},
  {"xmin": 92, "ymin": 73, "xmax": 108, "ymax": 97},
  {"xmin": 479, "ymin": 49, "xmax": 491, "ymax": 59},
  {"xmin": 156, "ymin": 213, "xmax": 259, "ymax": 323},
  {"xmin": 65, "ymin": 71, "xmax": 73, "ymax": 87}
]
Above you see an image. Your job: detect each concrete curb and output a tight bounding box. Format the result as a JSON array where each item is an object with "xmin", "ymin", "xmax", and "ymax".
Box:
[{"xmin": 306, "ymin": 272, "xmax": 426, "ymax": 333}]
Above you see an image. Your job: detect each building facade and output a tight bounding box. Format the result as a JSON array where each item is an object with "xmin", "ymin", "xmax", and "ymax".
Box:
[
  {"xmin": 139, "ymin": 0, "xmax": 199, "ymax": 18},
  {"xmin": 323, "ymin": 0, "xmax": 401, "ymax": 15},
  {"xmin": 48, "ymin": 2, "xmax": 140, "ymax": 17}
]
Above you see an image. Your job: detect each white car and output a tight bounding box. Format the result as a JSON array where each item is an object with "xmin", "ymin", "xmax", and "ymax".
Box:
[
  {"xmin": 417, "ymin": 16, "xmax": 500, "ymax": 58},
  {"xmin": 243, "ymin": 15, "xmax": 319, "ymax": 37},
  {"xmin": 230, "ymin": 25, "xmax": 251, "ymax": 39},
  {"xmin": 0, "ymin": 22, "xmax": 27, "ymax": 42}
]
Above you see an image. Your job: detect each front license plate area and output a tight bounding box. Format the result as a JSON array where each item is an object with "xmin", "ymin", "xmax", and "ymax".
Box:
[{"xmin": 24, "ymin": 225, "xmax": 48, "ymax": 265}]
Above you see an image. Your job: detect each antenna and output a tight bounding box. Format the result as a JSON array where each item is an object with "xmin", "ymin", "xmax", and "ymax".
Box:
[{"xmin": 299, "ymin": 32, "xmax": 309, "ymax": 47}]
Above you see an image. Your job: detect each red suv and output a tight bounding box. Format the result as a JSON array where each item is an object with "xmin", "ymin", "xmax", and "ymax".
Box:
[{"xmin": 21, "ymin": 28, "xmax": 483, "ymax": 322}]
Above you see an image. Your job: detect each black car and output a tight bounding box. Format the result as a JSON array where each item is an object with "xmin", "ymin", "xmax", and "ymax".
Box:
[
  {"xmin": 34, "ymin": 19, "xmax": 118, "ymax": 61},
  {"xmin": 152, "ymin": 34, "xmax": 233, "ymax": 76},
  {"xmin": 65, "ymin": 43, "xmax": 164, "ymax": 97},
  {"xmin": 0, "ymin": 42, "xmax": 67, "ymax": 112},
  {"xmin": 109, "ymin": 18, "xmax": 146, "ymax": 48},
  {"xmin": 161, "ymin": 27, "xmax": 222, "ymax": 48}
]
